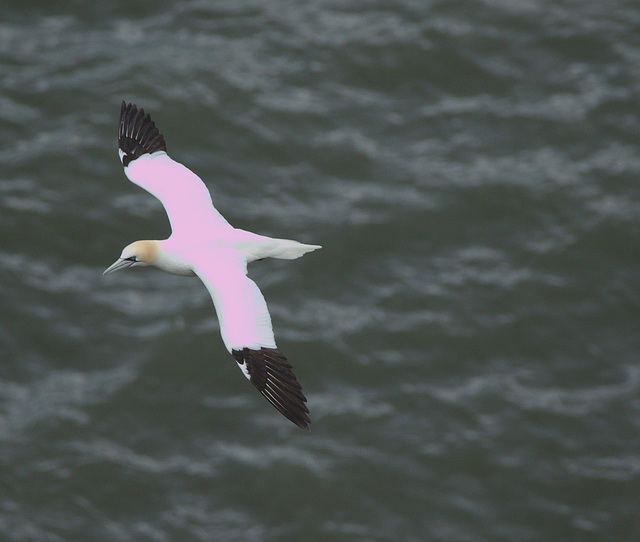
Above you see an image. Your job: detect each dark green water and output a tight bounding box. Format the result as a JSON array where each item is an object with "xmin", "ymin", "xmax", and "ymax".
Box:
[{"xmin": 1, "ymin": 1, "xmax": 640, "ymax": 540}]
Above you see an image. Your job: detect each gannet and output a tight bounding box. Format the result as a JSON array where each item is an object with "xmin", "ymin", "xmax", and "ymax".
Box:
[{"xmin": 104, "ymin": 102, "xmax": 320, "ymax": 429}]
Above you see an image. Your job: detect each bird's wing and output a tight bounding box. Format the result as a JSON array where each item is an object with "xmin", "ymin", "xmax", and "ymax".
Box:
[
  {"xmin": 118, "ymin": 101, "xmax": 232, "ymax": 236},
  {"xmin": 193, "ymin": 251, "xmax": 310, "ymax": 429}
]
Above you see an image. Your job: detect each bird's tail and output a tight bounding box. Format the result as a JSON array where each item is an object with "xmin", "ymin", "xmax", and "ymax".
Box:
[{"xmin": 260, "ymin": 238, "xmax": 322, "ymax": 260}]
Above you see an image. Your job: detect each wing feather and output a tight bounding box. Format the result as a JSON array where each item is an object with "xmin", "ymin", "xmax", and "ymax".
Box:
[
  {"xmin": 118, "ymin": 102, "xmax": 231, "ymax": 236},
  {"xmin": 194, "ymin": 254, "xmax": 309, "ymax": 429}
]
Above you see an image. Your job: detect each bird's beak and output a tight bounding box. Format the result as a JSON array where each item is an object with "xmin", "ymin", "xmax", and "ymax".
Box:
[{"xmin": 103, "ymin": 258, "xmax": 135, "ymax": 276}]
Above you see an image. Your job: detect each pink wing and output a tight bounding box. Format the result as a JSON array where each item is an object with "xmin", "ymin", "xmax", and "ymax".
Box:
[
  {"xmin": 193, "ymin": 252, "xmax": 309, "ymax": 429},
  {"xmin": 118, "ymin": 102, "xmax": 232, "ymax": 237}
]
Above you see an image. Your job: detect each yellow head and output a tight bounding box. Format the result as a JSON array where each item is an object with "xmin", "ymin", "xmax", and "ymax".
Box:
[{"xmin": 103, "ymin": 240, "xmax": 159, "ymax": 275}]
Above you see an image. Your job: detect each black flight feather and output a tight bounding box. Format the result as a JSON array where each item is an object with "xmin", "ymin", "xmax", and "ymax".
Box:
[
  {"xmin": 118, "ymin": 101, "xmax": 167, "ymax": 167},
  {"xmin": 232, "ymin": 347, "xmax": 310, "ymax": 430}
]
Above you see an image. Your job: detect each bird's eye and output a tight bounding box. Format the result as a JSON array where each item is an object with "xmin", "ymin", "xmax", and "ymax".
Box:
[{"xmin": 126, "ymin": 256, "xmax": 137, "ymax": 262}]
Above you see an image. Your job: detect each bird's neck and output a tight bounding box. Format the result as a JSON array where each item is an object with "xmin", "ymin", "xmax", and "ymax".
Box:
[{"xmin": 154, "ymin": 239, "xmax": 197, "ymax": 277}]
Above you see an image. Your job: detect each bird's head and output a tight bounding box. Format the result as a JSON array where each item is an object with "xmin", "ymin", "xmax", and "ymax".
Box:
[{"xmin": 103, "ymin": 240, "xmax": 159, "ymax": 275}]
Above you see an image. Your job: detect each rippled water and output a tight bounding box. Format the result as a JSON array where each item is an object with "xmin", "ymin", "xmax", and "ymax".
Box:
[{"xmin": 2, "ymin": 1, "xmax": 640, "ymax": 540}]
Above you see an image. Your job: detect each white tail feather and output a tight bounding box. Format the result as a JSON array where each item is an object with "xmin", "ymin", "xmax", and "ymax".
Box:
[
  {"xmin": 269, "ymin": 239, "xmax": 322, "ymax": 259},
  {"xmin": 239, "ymin": 233, "xmax": 321, "ymax": 261}
]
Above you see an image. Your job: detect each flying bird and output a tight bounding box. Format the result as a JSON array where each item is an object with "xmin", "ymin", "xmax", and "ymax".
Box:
[{"xmin": 104, "ymin": 102, "xmax": 320, "ymax": 429}]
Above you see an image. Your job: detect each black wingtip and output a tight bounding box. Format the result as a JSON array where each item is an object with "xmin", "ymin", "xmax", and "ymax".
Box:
[
  {"xmin": 118, "ymin": 101, "xmax": 167, "ymax": 167},
  {"xmin": 232, "ymin": 347, "xmax": 311, "ymax": 430}
]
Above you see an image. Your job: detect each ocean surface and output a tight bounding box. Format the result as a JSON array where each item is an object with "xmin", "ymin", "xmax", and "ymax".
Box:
[{"xmin": 1, "ymin": 1, "xmax": 640, "ymax": 540}]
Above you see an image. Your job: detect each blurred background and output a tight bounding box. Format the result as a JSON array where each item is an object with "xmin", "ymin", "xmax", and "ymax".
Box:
[{"xmin": 1, "ymin": 0, "xmax": 639, "ymax": 540}]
